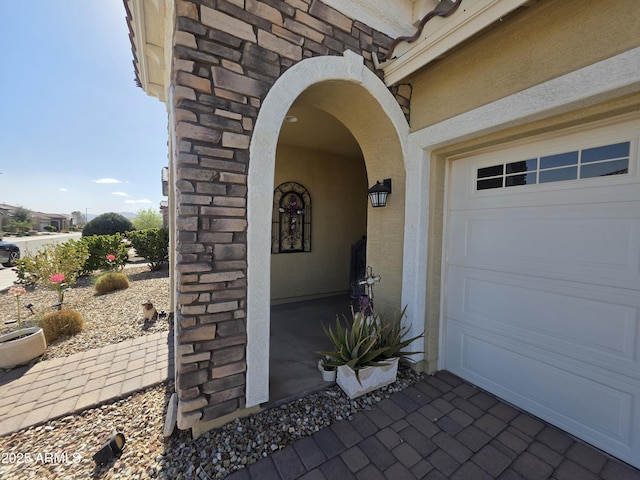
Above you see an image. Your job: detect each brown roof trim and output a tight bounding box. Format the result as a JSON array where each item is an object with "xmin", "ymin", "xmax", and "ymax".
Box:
[
  {"xmin": 122, "ymin": 0, "xmax": 142, "ymax": 88},
  {"xmin": 381, "ymin": 0, "xmax": 463, "ymax": 61}
]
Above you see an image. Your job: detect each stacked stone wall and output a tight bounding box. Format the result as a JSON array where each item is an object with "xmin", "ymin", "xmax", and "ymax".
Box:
[{"xmin": 171, "ymin": 0, "xmax": 410, "ymax": 428}]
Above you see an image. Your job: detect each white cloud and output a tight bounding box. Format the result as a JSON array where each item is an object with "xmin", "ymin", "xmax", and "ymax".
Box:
[
  {"xmin": 112, "ymin": 192, "xmax": 129, "ymax": 197},
  {"xmin": 59, "ymin": 188, "xmax": 68, "ymax": 192},
  {"xmin": 124, "ymin": 199, "xmax": 152, "ymax": 204},
  {"xmin": 94, "ymin": 178, "xmax": 122, "ymax": 184}
]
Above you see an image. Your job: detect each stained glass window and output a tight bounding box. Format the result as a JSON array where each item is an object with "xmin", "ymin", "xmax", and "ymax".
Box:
[{"xmin": 272, "ymin": 182, "xmax": 311, "ymax": 253}]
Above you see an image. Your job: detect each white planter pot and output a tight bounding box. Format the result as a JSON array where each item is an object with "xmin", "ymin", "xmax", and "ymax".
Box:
[
  {"xmin": 336, "ymin": 357, "xmax": 399, "ymax": 399},
  {"xmin": 318, "ymin": 360, "xmax": 337, "ymax": 382},
  {"xmin": 0, "ymin": 327, "xmax": 47, "ymax": 369}
]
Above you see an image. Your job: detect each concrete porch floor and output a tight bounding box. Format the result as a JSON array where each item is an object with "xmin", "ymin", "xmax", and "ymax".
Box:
[{"xmin": 268, "ymin": 294, "xmax": 352, "ymax": 406}]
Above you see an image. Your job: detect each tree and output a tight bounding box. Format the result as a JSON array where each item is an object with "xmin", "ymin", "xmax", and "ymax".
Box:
[
  {"xmin": 132, "ymin": 207, "xmax": 162, "ymax": 230},
  {"xmin": 11, "ymin": 206, "xmax": 32, "ymax": 223},
  {"xmin": 7, "ymin": 206, "xmax": 33, "ymax": 234},
  {"xmin": 71, "ymin": 211, "xmax": 86, "ymax": 226},
  {"xmin": 82, "ymin": 212, "xmax": 134, "ymax": 236}
]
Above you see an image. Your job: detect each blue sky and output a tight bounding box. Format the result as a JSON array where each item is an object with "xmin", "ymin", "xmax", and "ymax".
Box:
[{"xmin": 0, "ymin": 1, "xmax": 168, "ymax": 217}]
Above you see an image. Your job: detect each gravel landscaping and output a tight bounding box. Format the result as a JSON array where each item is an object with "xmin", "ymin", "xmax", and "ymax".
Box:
[
  {"xmin": 0, "ymin": 262, "xmax": 427, "ymax": 479},
  {"xmin": 0, "ymin": 367, "xmax": 424, "ymax": 480},
  {"xmin": 0, "ymin": 264, "xmax": 170, "ymax": 363}
]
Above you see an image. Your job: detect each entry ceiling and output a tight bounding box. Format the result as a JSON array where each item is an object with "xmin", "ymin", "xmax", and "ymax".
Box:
[{"xmin": 278, "ymin": 106, "xmax": 363, "ymax": 158}]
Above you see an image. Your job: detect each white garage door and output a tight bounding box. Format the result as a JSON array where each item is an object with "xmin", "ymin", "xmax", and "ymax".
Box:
[{"xmin": 444, "ymin": 117, "xmax": 640, "ymax": 468}]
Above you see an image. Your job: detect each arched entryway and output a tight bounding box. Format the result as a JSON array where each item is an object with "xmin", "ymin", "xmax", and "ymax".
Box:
[
  {"xmin": 247, "ymin": 51, "xmax": 410, "ymax": 407},
  {"xmin": 271, "ymin": 106, "xmax": 367, "ymax": 304},
  {"xmin": 269, "ymin": 105, "xmax": 368, "ymax": 403}
]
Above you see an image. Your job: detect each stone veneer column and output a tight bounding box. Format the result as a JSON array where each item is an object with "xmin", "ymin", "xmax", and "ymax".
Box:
[{"xmin": 170, "ymin": 0, "xmax": 410, "ymax": 430}]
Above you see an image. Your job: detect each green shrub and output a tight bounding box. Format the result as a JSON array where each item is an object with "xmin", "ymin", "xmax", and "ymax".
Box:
[
  {"xmin": 43, "ymin": 225, "xmax": 57, "ymax": 232},
  {"xmin": 126, "ymin": 228, "xmax": 169, "ymax": 271},
  {"xmin": 79, "ymin": 233, "xmax": 130, "ymax": 275},
  {"xmin": 38, "ymin": 309, "xmax": 84, "ymax": 343},
  {"xmin": 7, "ymin": 220, "xmax": 31, "ymax": 234},
  {"xmin": 95, "ymin": 272, "xmax": 130, "ymax": 294},
  {"xmin": 82, "ymin": 213, "xmax": 134, "ymax": 237},
  {"xmin": 15, "ymin": 240, "xmax": 89, "ymax": 287}
]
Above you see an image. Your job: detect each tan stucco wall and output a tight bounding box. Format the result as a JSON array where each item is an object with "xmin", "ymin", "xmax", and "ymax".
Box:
[
  {"xmin": 271, "ymin": 145, "xmax": 367, "ymax": 302},
  {"xmin": 410, "ymin": 0, "xmax": 640, "ymax": 130},
  {"xmin": 295, "ymin": 82, "xmax": 407, "ymax": 319}
]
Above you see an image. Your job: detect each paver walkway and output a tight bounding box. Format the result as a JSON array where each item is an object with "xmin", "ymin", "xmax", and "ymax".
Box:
[
  {"xmin": 228, "ymin": 371, "xmax": 640, "ymax": 480},
  {"xmin": 0, "ymin": 331, "xmax": 173, "ymax": 436},
  {"xmin": 1, "ymin": 334, "xmax": 640, "ymax": 480}
]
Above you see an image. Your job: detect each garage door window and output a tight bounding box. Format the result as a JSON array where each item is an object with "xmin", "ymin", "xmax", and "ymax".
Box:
[{"xmin": 477, "ymin": 141, "xmax": 630, "ymax": 190}]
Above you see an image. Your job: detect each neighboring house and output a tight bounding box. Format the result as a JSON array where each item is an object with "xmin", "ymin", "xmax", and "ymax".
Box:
[
  {"xmin": 31, "ymin": 210, "xmax": 70, "ymax": 232},
  {"xmin": 0, "ymin": 203, "xmax": 70, "ymax": 232},
  {"xmin": 125, "ymin": 0, "xmax": 640, "ymax": 467},
  {"xmin": 0, "ymin": 204, "xmax": 11, "ymax": 230}
]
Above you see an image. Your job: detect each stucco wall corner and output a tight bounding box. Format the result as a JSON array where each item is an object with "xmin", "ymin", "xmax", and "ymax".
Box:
[{"xmin": 400, "ymin": 138, "xmax": 430, "ymax": 365}]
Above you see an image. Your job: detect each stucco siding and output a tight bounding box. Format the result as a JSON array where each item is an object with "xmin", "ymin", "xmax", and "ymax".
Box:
[
  {"xmin": 271, "ymin": 145, "xmax": 367, "ymax": 302},
  {"xmin": 295, "ymin": 82, "xmax": 407, "ymax": 319},
  {"xmin": 418, "ymin": 83, "xmax": 640, "ymax": 376},
  {"xmin": 410, "ymin": 0, "xmax": 640, "ymax": 131}
]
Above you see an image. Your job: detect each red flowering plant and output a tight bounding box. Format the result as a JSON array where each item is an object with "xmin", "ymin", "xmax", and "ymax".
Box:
[
  {"xmin": 106, "ymin": 254, "xmax": 117, "ymax": 272},
  {"xmin": 7, "ymin": 286, "xmax": 27, "ymax": 335},
  {"xmin": 49, "ymin": 273, "xmax": 67, "ymax": 310}
]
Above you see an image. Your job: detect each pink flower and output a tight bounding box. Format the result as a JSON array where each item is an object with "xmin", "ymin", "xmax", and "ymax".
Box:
[
  {"xmin": 8, "ymin": 286, "xmax": 26, "ymax": 297},
  {"xmin": 106, "ymin": 254, "xmax": 116, "ymax": 262},
  {"xmin": 50, "ymin": 274, "xmax": 65, "ymax": 284},
  {"xmin": 9, "ymin": 286, "xmax": 27, "ymax": 330}
]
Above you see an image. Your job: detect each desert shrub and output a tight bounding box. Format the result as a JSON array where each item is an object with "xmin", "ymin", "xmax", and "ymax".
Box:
[
  {"xmin": 38, "ymin": 309, "xmax": 84, "ymax": 343},
  {"xmin": 95, "ymin": 272, "xmax": 130, "ymax": 294},
  {"xmin": 6, "ymin": 207, "xmax": 32, "ymax": 234},
  {"xmin": 79, "ymin": 233, "xmax": 130, "ymax": 275},
  {"xmin": 6, "ymin": 220, "xmax": 31, "ymax": 234},
  {"xmin": 15, "ymin": 240, "xmax": 89, "ymax": 286},
  {"xmin": 83, "ymin": 213, "xmax": 134, "ymax": 237},
  {"xmin": 126, "ymin": 228, "xmax": 169, "ymax": 271}
]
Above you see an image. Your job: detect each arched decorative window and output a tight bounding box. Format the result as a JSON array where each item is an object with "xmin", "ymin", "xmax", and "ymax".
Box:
[{"xmin": 272, "ymin": 182, "xmax": 311, "ymax": 253}]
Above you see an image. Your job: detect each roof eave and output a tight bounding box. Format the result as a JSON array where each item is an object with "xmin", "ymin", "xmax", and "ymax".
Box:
[
  {"xmin": 379, "ymin": 0, "xmax": 531, "ymax": 85},
  {"xmin": 123, "ymin": 0, "xmax": 170, "ymax": 102}
]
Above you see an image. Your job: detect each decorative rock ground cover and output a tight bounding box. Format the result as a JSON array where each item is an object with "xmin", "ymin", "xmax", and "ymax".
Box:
[
  {"xmin": 0, "ymin": 265, "xmax": 170, "ymax": 364},
  {"xmin": 0, "ymin": 265, "xmax": 429, "ymax": 479},
  {"xmin": 0, "ymin": 367, "xmax": 423, "ymax": 479}
]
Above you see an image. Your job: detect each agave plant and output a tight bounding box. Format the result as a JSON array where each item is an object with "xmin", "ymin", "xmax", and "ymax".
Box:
[
  {"xmin": 319, "ymin": 306, "xmax": 424, "ymax": 384},
  {"xmin": 318, "ymin": 307, "xmax": 390, "ymax": 383},
  {"xmin": 374, "ymin": 306, "xmax": 424, "ymax": 361}
]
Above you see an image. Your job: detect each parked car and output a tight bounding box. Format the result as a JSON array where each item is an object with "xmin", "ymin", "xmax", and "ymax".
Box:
[{"xmin": 0, "ymin": 237, "xmax": 20, "ymax": 267}]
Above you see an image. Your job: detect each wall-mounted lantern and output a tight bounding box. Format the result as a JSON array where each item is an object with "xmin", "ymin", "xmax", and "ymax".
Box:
[{"xmin": 367, "ymin": 179, "xmax": 392, "ymax": 207}]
